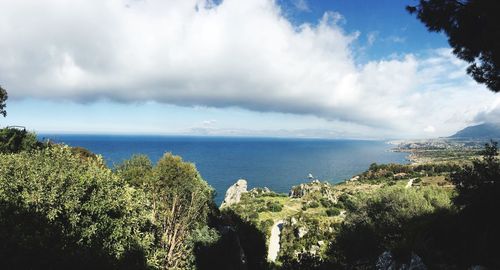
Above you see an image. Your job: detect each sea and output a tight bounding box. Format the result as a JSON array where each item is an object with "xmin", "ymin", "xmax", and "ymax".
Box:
[{"xmin": 39, "ymin": 135, "xmax": 408, "ymax": 204}]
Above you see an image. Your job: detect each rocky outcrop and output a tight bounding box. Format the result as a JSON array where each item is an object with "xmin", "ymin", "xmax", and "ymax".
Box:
[
  {"xmin": 297, "ymin": 227, "xmax": 308, "ymax": 238},
  {"xmin": 289, "ymin": 181, "xmax": 324, "ymax": 198},
  {"xmin": 221, "ymin": 179, "xmax": 248, "ymax": 208},
  {"xmin": 289, "ymin": 180, "xmax": 336, "ymax": 202},
  {"xmin": 248, "ymin": 187, "xmax": 271, "ymax": 196}
]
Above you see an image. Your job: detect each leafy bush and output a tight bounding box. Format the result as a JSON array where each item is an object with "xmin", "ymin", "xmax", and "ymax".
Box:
[
  {"xmin": 326, "ymin": 208, "xmax": 341, "ymax": 217},
  {"xmin": 320, "ymin": 198, "xmax": 334, "ymax": 208},
  {"xmin": 0, "ymin": 127, "xmax": 44, "ymax": 154},
  {"xmin": 249, "ymin": 212, "xmax": 259, "ymax": 220},
  {"xmin": 267, "ymin": 201, "xmax": 283, "ymax": 212},
  {"xmin": 330, "ymin": 186, "xmax": 453, "ymax": 268},
  {"xmin": 115, "ymin": 154, "xmax": 153, "ymax": 187},
  {"xmin": 258, "ymin": 219, "xmax": 274, "ymax": 232},
  {"xmin": 0, "ymin": 145, "xmax": 152, "ymax": 269},
  {"xmin": 337, "ymin": 194, "xmax": 357, "ymax": 211},
  {"xmin": 308, "ymin": 201, "xmax": 320, "ymax": 208}
]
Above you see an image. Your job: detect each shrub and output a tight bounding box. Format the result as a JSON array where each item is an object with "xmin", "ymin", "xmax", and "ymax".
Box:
[
  {"xmin": 115, "ymin": 154, "xmax": 153, "ymax": 187},
  {"xmin": 331, "ymin": 186, "xmax": 453, "ymax": 268},
  {"xmin": 0, "ymin": 146, "xmax": 152, "ymax": 269},
  {"xmin": 248, "ymin": 212, "xmax": 259, "ymax": 220},
  {"xmin": 309, "ymin": 201, "xmax": 320, "ymax": 208},
  {"xmin": 326, "ymin": 208, "xmax": 341, "ymax": 217},
  {"xmin": 267, "ymin": 201, "xmax": 283, "ymax": 212},
  {"xmin": 320, "ymin": 198, "xmax": 333, "ymax": 208},
  {"xmin": 0, "ymin": 127, "xmax": 44, "ymax": 154}
]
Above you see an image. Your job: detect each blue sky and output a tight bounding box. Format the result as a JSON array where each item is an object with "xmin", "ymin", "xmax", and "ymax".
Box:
[
  {"xmin": 0, "ymin": 0, "xmax": 497, "ymax": 138},
  {"xmin": 279, "ymin": 0, "xmax": 448, "ymax": 60}
]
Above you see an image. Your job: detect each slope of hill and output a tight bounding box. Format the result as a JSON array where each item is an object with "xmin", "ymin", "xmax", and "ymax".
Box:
[{"xmin": 450, "ymin": 123, "xmax": 500, "ymax": 139}]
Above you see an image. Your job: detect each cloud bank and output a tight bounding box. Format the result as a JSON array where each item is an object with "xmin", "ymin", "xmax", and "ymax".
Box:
[{"xmin": 0, "ymin": 0, "xmax": 497, "ymax": 137}]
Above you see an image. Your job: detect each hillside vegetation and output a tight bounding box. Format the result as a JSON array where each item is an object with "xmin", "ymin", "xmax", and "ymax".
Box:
[{"xmin": 1, "ymin": 129, "xmax": 499, "ymax": 269}]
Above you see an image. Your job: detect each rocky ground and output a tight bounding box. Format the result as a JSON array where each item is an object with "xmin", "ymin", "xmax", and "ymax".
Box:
[{"xmin": 220, "ymin": 169, "xmax": 452, "ymax": 267}]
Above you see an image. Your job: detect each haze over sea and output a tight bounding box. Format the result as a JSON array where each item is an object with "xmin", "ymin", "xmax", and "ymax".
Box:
[{"xmin": 40, "ymin": 135, "xmax": 408, "ymax": 204}]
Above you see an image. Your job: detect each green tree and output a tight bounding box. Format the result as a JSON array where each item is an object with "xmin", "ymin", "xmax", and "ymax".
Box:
[
  {"xmin": 146, "ymin": 153, "xmax": 215, "ymax": 269},
  {"xmin": 0, "ymin": 85, "xmax": 7, "ymax": 117},
  {"xmin": 407, "ymin": 0, "xmax": 500, "ymax": 92},
  {"xmin": 330, "ymin": 186, "xmax": 452, "ymax": 268},
  {"xmin": 0, "ymin": 127, "xmax": 44, "ymax": 154},
  {"xmin": 115, "ymin": 154, "xmax": 153, "ymax": 187},
  {"xmin": 0, "ymin": 145, "xmax": 152, "ymax": 269},
  {"xmin": 450, "ymin": 141, "xmax": 500, "ymax": 267},
  {"xmin": 452, "ymin": 141, "xmax": 500, "ymax": 208}
]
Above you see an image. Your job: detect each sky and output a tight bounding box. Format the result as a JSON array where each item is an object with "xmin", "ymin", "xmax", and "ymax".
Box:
[{"xmin": 1, "ymin": 0, "xmax": 499, "ymax": 139}]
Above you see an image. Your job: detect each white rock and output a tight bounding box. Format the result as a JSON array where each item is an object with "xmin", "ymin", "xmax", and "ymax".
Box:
[
  {"xmin": 220, "ymin": 179, "xmax": 248, "ymax": 208},
  {"xmin": 297, "ymin": 227, "xmax": 308, "ymax": 238}
]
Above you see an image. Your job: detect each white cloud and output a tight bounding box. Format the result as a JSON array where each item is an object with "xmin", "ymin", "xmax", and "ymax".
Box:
[
  {"xmin": 367, "ymin": 31, "xmax": 378, "ymax": 46},
  {"xmin": 0, "ymin": 0, "xmax": 497, "ymax": 138},
  {"xmin": 291, "ymin": 0, "xmax": 310, "ymax": 12},
  {"xmin": 202, "ymin": 119, "xmax": 217, "ymax": 126},
  {"xmin": 387, "ymin": 35, "xmax": 406, "ymax": 43},
  {"xmin": 424, "ymin": 125, "xmax": 435, "ymax": 133}
]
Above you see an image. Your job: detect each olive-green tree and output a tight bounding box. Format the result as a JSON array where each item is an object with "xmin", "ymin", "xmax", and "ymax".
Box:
[
  {"xmin": 146, "ymin": 153, "xmax": 215, "ymax": 269},
  {"xmin": 330, "ymin": 186, "xmax": 452, "ymax": 268},
  {"xmin": 115, "ymin": 154, "xmax": 153, "ymax": 187},
  {"xmin": 450, "ymin": 141, "xmax": 500, "ymax": 267},
  {"xmin": 0, "ymin": 145, "xmax": 153, "ymax": 269},
  {"xmin": 0, "ymin": 127, "xmax": 43, "ymax": 154}
]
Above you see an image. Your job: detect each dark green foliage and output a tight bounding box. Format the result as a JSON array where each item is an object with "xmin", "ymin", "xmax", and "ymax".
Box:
[
  {"xmin": 319, "ymin": 198, "xmax": 333, "ymax": 208},
  {"xmin": 361, "ymin": 162, "xmax": 461, "ymax": 182},
  {"xmin": 330, "ymin": 186, "xmax": 453, "ymax": 268},
  {"xmin": 0, "ymin": 146, "xmax": 227, "ymax": 270},
  {"xmin": 308, "ymin": 201, "xmax": 320, "ymax": 208},
  {"xmin": 280, "ymin": 252, "xmax": 330, "ymax": 270},
  {"xmin": 407, "ymin": 0, "xmax": 500, "ymax": 92},
  {"xmin": 0, "ymin": 85, "xmax": 6, "ymax": 117},
  {"xmin": 259, "ymin": 219, "xmax": 274, "ymax": 232},
  {"xmin": 452, "ymin": 141, "xmax": 500, "ymax": 208},
  {"xmin": 325, "ymin": 208, "xmax": 341, "ymax": 217},
  {"xmin": 0, "ymin": 127, "xmax": 44, "ymax": 154},
  {"xmin": 0, "ymin": 146, "xmax": 152, "ymax": 269},
  {"xmin": 449, "ymin": 141, "xmax": 500, "ymax": 268},
  {"xmin": 196, "ymin": 209, "xmax": 270, "ymax": 270},
  {"xmin": 337, "ymin": 193, "xmax": 356, "ymax": 211},
  {"xmin": 145, "ymin": 153, "xmax": 215, "ymax": 269},
  {"xmin": 115, "ymin": 154, "xmax": 153, "ymax": 187},
  {"xmin": 267, "ymin": 201, "xmax": 283, "ymax": 212}
]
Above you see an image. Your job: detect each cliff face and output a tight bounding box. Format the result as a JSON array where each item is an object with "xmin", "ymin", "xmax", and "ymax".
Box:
[{"xmin": 221, "ymin": 179, "xmax": 248, "ymax": 208}]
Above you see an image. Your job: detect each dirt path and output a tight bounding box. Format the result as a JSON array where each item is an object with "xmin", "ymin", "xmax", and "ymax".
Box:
[
  {"xmin": 406, "ymin": 178, "xmax": 417, "ymax": 188},
  {"xmin": 267, "ymin": 220, "xmax": 284, "ymax": 262}
]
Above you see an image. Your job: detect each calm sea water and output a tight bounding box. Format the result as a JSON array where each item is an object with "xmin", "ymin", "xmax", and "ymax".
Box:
[{"xmin": 39, "ymin": 135, "xmax": 408, "ymax": 204}]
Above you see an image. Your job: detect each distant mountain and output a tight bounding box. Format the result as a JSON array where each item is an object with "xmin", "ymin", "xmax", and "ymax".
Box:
[{"xmin": 450, "ymin": 123, "xmax": 500, "ymax": 139}]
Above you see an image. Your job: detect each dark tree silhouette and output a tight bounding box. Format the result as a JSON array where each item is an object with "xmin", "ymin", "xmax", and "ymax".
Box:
[
  {"xmin": 0, "ymin": 86, "xmax": 7, "ymax": 117},
  {"xmin": 407, "ymin": 0, "xmax": 500, "ymax": 92},
  {"xmin": 449, "ymin": 141, "xmax": 500, "ymax": 268}
]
